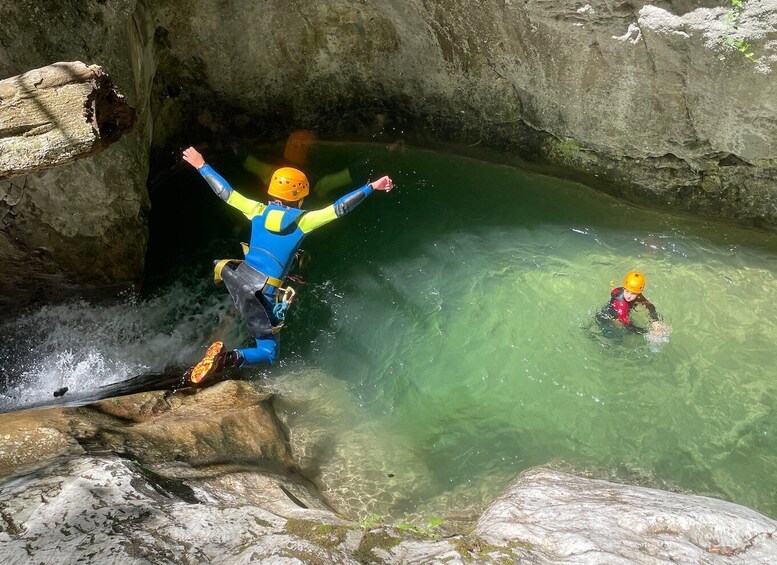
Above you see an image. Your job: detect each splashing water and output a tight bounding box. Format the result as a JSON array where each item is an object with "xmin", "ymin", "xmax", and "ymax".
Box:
[
  {"xmin": 644, "ymin": 324, "xmax": 673, "ymax": 353},
  {"xmin": 0, "ymin": 280, "xmax": 240, "ymax": 409}
]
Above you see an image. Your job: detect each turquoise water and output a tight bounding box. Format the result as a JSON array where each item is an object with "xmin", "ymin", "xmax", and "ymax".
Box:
[
  {"xmin": 4, "ymin": 143, "xmax": 777, "ymax": 523},
  {"xmin": 267, "ymin": 144, "xmax": 777, "ymax": 521}
]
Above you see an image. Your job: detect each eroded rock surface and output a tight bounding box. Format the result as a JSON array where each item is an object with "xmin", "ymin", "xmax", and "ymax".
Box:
[
  {"xmin": 140, "ymin": 0, "xmax": 777, "ymax": 224},
  {"xmin": 0, "ymin": 62, "xmax": 135, "ymax": 179},
  {"xmin": 474, "ymin": 467, "xmax": 777, "ymax": 563},
  {"xmin": 0, "ymin": 1, "xmax": 150, "ymax": 305},
  {"xmin": 2, "ymin": 381, "xmax": 777, "ymax": 563}
]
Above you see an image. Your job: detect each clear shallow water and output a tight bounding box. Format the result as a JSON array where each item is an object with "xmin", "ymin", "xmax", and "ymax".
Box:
[{"xmin": 3, "ymin": 144, "xmax": 777, "ymax": 522}]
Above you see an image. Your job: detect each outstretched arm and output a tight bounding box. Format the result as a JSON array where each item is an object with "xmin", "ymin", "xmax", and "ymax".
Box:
[
  {"xmin": 298, "ymin": 176, "xmax": 394, "ymax": 233},
  {"xmin": 183, "ymin": 146, "xmax": 266, "ymax": 218},
  {"xmin": 183, "ymin": 147, "xmax": 233, "ymax": 201}
]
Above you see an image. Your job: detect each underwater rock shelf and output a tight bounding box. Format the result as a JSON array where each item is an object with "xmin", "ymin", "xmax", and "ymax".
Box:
[{"xmin": 1, "ymin": 381, "xmax": 776, "ymax": 564}]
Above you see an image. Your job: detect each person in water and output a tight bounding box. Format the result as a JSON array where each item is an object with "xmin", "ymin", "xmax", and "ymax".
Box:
[
  {"xmin": 596, "ymin": 271, "xmax": 663, "ymax": 335},
  {"xmin": 182, "ymin": 146, "xmax": 394, "ymax": 384}
]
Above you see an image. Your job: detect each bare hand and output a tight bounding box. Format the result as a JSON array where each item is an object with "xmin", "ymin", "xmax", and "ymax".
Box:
[
  {"xmin": 182, "ymin": 147, "xmax": 206, "ymax": 169},
  {"xmin": 650, "ymin": 321, "xmax": 667, "ymax": 335},
  {"xmin": 370, "ymin": 176, "xmax": 394, "ymax": 192}
]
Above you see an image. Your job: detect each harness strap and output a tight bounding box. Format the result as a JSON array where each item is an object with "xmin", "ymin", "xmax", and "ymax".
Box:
[
  {"xmin": 213, "ymin": 259, "xmax": 283, "ymax": 291},
  {"xmin": 213, "ymin": 259, "xmax": 240, "ymax": 284},
  {"xmin": 265, "ymin": 275, "xmax": 284, "ymax": 290}
]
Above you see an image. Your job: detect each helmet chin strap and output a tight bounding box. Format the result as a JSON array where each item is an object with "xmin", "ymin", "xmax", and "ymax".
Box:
[{"xmin": 269, "ymin": 199, "xmax": 302, "ymax": 208}]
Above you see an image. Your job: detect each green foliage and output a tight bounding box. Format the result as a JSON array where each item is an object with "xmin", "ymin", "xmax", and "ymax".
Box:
[
  {"xmin": 726, "ymin": 36, "xmax": 755, "ymax": 58},
  {"xmin": 284, "ymin": 518, "xmax": 349, "ymax": 549},
  {"xmin": 359, "ymin": 514, "xmax": 384, "ymax": 529},
  {"xmin": 394, "ymin": 516, "xmax": 445, "ymax": 537},
  {"xmin": 724, "ymin": 0, "xmax": 756, "ymax": 60}
]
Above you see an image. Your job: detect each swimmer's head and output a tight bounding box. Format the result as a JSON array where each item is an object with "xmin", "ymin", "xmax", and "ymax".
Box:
[{"xmin": 622, "ymin": 271, "xmax": 646, "ymax": 297}]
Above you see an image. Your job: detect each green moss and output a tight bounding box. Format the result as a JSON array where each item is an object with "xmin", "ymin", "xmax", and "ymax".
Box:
[
  {"xmin": 277, "ymin": 547, "xmax": 328, "ymax": 565},
  {"xmin": 354, "ymin": 529, "xmax": 402, "ymax": 564},
  {"xmin": 543, "ymin": 137, "xmax": 597, "ymax": 169},
  {"xmin": 284, "ymin": 518, "xmax": 349, "ymax": 550},
  {"xmin": 450, "ymin": 536, "xmax": 524, "ymax": 563},
  {"xmin": 508, "ymin": 538, "xmax": 535, "ymax": 551},
  {"xmin": 254, "ymin": 517, "xmax": 272, "ymax": 528}
]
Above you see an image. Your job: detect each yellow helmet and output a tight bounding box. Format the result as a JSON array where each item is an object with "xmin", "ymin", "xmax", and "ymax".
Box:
[
  {"xmin": 622, "ymin": 271, "xmax": 646, "ymax": 294},
  {"xmin": 268, "ymin": 167, "xmax": 309, "ymax": 202}
]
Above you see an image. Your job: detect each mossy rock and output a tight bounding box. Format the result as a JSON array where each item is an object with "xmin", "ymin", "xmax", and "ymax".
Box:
[
  {"xmin": 354, "ymin": 529, "xmax": 402, "ymax": 564},
  {"xmin": 284, "ymin": 518, "xmax": 351, "ymax": 550}
]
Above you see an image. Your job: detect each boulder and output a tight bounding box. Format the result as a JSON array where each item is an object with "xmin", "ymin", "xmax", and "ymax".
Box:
[
  {"xmin": 2, "ymin": 382, "xmax": 777, "ymax": 563},
  {"xmin": 474, "ymin": 467, "xmax": 777, "ymax": 563},
  {"xmin": 0, "ymin": 1, "xmax": 151, "ymax": 305}
]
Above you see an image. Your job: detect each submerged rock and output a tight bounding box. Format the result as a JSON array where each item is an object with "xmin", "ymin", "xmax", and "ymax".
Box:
[
  {"xmin": 1, "ymin": 381, "xmax": 777, "ymax": 563},
  {"xmin": 271, "ymin": 369, "xmax": 436, "ymax": 520}
]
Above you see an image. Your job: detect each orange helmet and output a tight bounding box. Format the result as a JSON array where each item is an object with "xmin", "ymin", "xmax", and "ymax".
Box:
[
  {"xmin": 622, "ymin": 271, "xmax": 646, "ymax": 294},
  {"xmin": 268, "ymin": 167, "xmax": 309, "ymax": 201}
]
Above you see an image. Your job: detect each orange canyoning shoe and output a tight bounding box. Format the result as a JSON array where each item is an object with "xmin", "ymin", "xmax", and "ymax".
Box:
[{"xmin": 189, "ymin": 341, "xmax": 226, "ymax": 384}]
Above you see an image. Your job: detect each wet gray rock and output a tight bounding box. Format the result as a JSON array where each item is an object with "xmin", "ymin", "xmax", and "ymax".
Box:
[
  {"xmin": 474, "ymin": 467, "xmax": 777, "ymax": 563},
  {"xmin": 0, "ymin": 456, "xmax": 355, "ymax": 564},
  {"xmin": 0, "ymin": 379, "xmax": 517, "ymax": 564},
  {"xmin": 138, "ymin": 0, "xmax": 777, "ymax": 224},
  {"xmin": 2, "ymin": 382, "xmax": 777, "ymax": 563},
  {"xmin": 0, "ymin": 453, "xmax": 529, "ymax": 564}
]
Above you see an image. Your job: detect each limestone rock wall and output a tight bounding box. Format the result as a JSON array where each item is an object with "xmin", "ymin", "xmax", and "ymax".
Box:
[
  {"xmin": 145, "ymin": 0, "xmax": 777, "ymax": 223},
  {"xmin": 1, "ymin": 0, "xmax": 776, "ymax": 302},
  {"xmin": 0, "ymin": 1, "xmax": 150, "ymax": 305}
]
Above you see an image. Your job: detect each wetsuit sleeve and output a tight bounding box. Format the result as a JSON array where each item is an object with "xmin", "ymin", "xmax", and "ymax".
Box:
[
  {"xmin": 297, "ymin": 184, "xmax": 373, "ymax": 233},
  {"xmin": 198, "ymin": 164, "xmax": 233, "ymax": 201},
  {"xmin": 639, "ymin": 296, "xmax": 660, "ymax": 322},
  {"xmin": 334, "ymin": 184, "xmax": 373, "ymax": 216},
  {"xmin": 198, "ymin": 164, "xmax": 266, "ymax": 218},
  {"xmin": 225, "ymin": 190, "xmax": 267, "ymax": 219}
]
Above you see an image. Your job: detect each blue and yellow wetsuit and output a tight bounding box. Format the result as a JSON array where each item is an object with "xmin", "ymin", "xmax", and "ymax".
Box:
[{"xmin": 198, "ymin": 163, "xmax": 374, "ymax": 366}]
